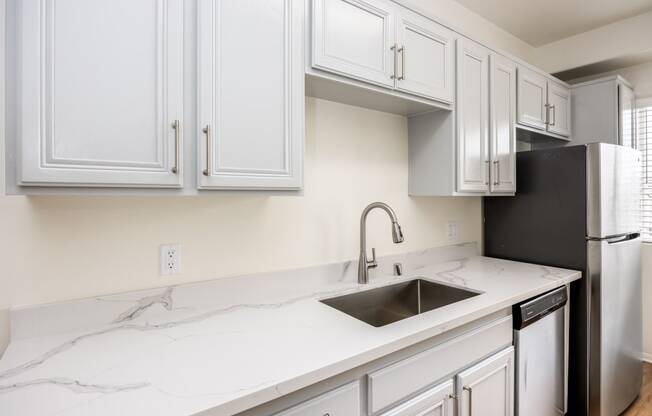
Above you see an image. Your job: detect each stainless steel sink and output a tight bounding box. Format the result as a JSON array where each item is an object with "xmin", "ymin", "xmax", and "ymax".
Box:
[{"xmin": 320, "ymin": 279, "xmax": 481, "ymax": 327}]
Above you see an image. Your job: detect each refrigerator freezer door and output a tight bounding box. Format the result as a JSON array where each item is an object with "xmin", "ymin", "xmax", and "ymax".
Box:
[
  {"xmin": 588, "ymin": 235, "xmax": 642, "ymax": 416},
  {"xmin": 587, "ymin": 143, "xmax": 641, "ymax": 238}
]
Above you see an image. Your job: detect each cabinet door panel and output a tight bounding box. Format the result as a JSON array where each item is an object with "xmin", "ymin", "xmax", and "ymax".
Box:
[
  {"xmin": 456, "ymin": 39, "xmax": 489, "ymax": 193},
  {"xmin": 619, "ymin": 84, "xmax": 636, "ymax": 148},
  {"xmin": 198, "ymin": 0, "xmax": 303, "ymax": 189},
  {"xmin": 517, "ymin": 67, "xmax": 547, "ymax": 131},
  {"xmin": 547, "ymin": 82, "xmax": 571, "ymax": 137},
  {"xmin": 18, "ymin": 0, "xmax": 183, "ymax": 187},
  {"xmin": 490, "ymin": 54, "xmax": 516, "ymax": 193},
  {"xmin": 379, "ymin": 379, "xmax": 454, "ymax": 416},
  {"xmin": 457, "ymin": 347, "xmax": 514, "ymax": 416},
  {"xmin": 395, "ymin": 11, "xmax": 454, "ymax": 103},
  {"xmin": 275, "ymin": 381, "xmax": 361, "ymax": 416},
  {"xmin": 312, "ymin": 0, "xmax": 395, "ymax": 87}
]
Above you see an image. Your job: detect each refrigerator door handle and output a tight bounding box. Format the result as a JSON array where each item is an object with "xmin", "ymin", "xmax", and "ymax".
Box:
[{"xmin": 605, "ymin": 233, "xmax": 640, "ymax": 244}]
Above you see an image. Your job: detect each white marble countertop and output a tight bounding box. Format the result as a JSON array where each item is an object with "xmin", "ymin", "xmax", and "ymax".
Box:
[{"xmin": 0, "ymin": 243, "xmax": 581, "ymax": 416}]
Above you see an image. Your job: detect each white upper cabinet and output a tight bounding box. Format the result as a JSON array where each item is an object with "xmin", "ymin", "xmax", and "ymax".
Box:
[
  {"xmin": 490, "ymin": 54, "xmax": 516, "ymax": 193},
  {"xmin": 311, "ymin": 0, "xmax": 455, "ymax": 105},
  {"xmin": 456, "ymin": 39, "xmax": 490, "ymax": 193},
  {"xmin": 517, "ymin": 66, "xmax": 571, "ymax": 138},
  {"xmin": 312, "ymin": 0, "xmax": 395, "ymax": 88},
  {"xmin": 547, "ymin": 81, "xmax": 572, "ymax": 137},
  {"xmin": 457, "ymin": 347, "xmax": 515, "ymax": 416},
  {"xmin": 395, "ymin": 11, "xmax": 455, "ymax": 103},
  {"xmin": 517, "ymin": 66, "xmax": 548, "ymax": 131},
  {"xmin": 198, "ymin": 0, "xmax": 304, "ymax": 190},
  {"xmin": 17, "ymin": 0, "xmax": 183, "ymax": 187}
]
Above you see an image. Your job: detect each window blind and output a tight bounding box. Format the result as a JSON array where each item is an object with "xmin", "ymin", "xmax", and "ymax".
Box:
[{"xmin": 638, "ymin": 98, "xmax": 652, "ymax": 242}]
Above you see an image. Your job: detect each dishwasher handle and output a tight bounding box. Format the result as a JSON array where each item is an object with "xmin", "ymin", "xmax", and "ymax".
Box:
[{"xmin": 513, "ymin": 286, "xmax": 567, "ymax": 330}]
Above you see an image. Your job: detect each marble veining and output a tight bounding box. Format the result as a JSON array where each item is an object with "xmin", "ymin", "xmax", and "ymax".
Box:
[{"xmin": 0, "ymin": 243, "xmax": 582, "ymax": 416}]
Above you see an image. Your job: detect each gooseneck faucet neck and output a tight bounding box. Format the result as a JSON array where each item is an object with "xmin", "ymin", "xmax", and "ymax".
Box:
[{"xmin": 358, "ymin": 202, "xmax": 404, "ymax": 284}]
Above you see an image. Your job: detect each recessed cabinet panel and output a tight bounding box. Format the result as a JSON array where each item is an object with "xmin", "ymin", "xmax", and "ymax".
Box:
[
  {"xmin": 490, "ymin": 54, "xmax": 516, "ymax": 193},
  {"xmin": 620, "ymin": 84, "xmax": 636, "ymax": 148},
  {"xmin": 198, "ymin": 0, "xmax": 303, "ymax": 189},
  {"xmin": 379, "ymin": 379, "xmax": 454, "ymax": 416},
  {"xmin": 18, "ymin": 0, "xmax": 183, "ymax": 187},
  {"xmin": 312, "ymin": 0, "xmax": 395, "ymax": 87},
  {"xmin": 457, "ymin": 347, "xmax": 515, "ymax": 416},
  {"xmin": 395, "ymin": 11, "xmax": 455, "ymax": 103},
  {"xmin": 275, "ymin": 381, "xmax": 361, "ymax": 416},
  {"xmin": 547, "ymin": 82, "xmax": 571, "ymax": 137},
  {"xmin": 517, "ymin": 67, "xmax": 548, "ymax": 131},
  {"xmin": 456, "ymin": 39, "xmax": 489, "ymax": 193}
]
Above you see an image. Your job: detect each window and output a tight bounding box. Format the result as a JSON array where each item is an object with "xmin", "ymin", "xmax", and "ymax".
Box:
[{"xmin": 638, "ymin": 98, "xmax": 652, "ymax": 241}]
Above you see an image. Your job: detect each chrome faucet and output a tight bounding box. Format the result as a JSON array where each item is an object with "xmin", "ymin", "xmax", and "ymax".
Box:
[{"xmin": 358, "ymin": 202, "xmax": 404, "ymax": 284}]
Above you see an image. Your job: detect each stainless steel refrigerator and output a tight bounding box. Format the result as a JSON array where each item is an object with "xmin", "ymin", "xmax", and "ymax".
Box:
[{"xmin": 484, "ymin": 143, "xmax": 642, "ymax": 416}]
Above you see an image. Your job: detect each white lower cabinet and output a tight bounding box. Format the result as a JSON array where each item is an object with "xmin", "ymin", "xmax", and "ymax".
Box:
[
  {"xmin": 379, "ymin": 380, "xmax": 454, "ymax": 416},
  {"xmin": 457, "ymin": 347, "xmax": 515, "ymax": 416},
  {"xmin": 275, "ymin": 381, "xmax": 361, "ymax": 416}
]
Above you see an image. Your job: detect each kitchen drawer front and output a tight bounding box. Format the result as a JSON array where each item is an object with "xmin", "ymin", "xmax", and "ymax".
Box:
[
  {"xmin": 379, "ymin": 378, "xmax": 454, "ymax": 416},
  {"xmin": 367, "ymin": 315, "xmax": 512, "ymax": 414},
  {"xmin": 275, "ymin": 380, "xmax": 361, "ymax": 416}
]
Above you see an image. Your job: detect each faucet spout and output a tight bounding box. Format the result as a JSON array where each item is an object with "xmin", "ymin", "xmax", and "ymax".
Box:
[{"xmin": 358, "ymin": 202, "xmax": 404, "ymax": 284}]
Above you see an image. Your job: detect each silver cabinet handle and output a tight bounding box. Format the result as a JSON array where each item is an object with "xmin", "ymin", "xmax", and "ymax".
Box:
[
  {"xmin": 493, "ymin": 160, "xmax": 499, "ymax": 185},
  {"xmin": 202, "ymin": 125, "xmax": 212, "ymax": 176},
  {"xmin": 550, "ymin": 105, "xmax": 556, "ymax": 126},
  {"xmin": 390, "ymin": 43, "xmax": 398, "ymax": 80},
  {"xmin": 485, "ymin": 160, "xmax": 490, "ymax": 185},
  {"xmin": 398, "ymin": 45, "xmax": 405, "ymax": 80},
  {"xmin": 544, "ymin": 103, "xmax": 550, "ymax": 125},
  {"xmin": 463, "ymin": 386, "xmax": 473, "ymax": 415},
  {"xmin": 171, "ymin": 120, "xmax": 180, "ymax": 174}
]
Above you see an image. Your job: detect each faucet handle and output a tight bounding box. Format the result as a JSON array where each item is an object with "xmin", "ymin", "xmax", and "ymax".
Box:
[{"xmin": 368, "ymin": 248, "xmax": 378, "ymax": 268}]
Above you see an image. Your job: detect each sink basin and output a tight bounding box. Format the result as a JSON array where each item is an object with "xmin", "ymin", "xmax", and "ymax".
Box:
[{"xmin": 320, "ymin": 278, "xmax": 481, "ymax": 327}]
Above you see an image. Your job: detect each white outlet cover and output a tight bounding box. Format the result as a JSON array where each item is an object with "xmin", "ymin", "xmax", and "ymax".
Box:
[
  {"xmin": 446, "ymin": 222, "xmax": 459, "ymax": 242},
  {"xmin": 160, "ymin": 244, "xmax": 181, "ymax": 276}
]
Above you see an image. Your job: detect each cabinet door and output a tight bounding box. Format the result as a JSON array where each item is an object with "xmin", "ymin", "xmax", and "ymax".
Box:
[
  {"xmin": 489, "ymin": 54, "xmax": 516, "ymax": 193},
  {"xmin": 517, "ymin": 67, "xmax": 548, "ymax": 131},
  {"xmin": 379, "ymin": 379, "xmax": 454, "ymax": 416},
  {"xmin": 18, "ymin": 0, "xmax": 183, "ymax": 187},
  {"xmin": 619, "ymin": 84, "xmax": 636, "ymax": 148},
  {"xmin": 547, "ymin": 82, "xmax": 571, "ymax": 137},
  {"xmin": 457, "ymin": 347, "xmax": 514, "ymax": 416},
  {"xmin": 198, "ymin": 0, "xmax": 304, "ymax": 189},
  {"xmin": 456, "ymin": 39, "xmax": 489, "ymax": 193},
  {"xmin": 395, "ymin": 10, "xmax": 455, "ymax": 103},
  {"xmin": 312, "ymin": 0, "xmax": 395, "ymax": 88}
]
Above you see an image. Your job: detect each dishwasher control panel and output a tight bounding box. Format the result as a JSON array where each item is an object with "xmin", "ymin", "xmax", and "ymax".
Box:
[{"xmin": 513, "ymin": 286, "xmax": 567, "ymax": 329}]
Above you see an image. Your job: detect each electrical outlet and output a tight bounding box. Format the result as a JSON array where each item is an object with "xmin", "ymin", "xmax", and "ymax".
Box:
[
  {"xmin": 160, "ymin": 244, "xmax": 180, "ymax": 276},
  {"xmin": 446, "ymin": 221, "xmax": 459, "ymax": 242}
]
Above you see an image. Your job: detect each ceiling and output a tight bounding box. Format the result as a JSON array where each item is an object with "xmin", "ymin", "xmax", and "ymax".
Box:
[{"xmin": 454, "ymin": 0, "xmax": 652, "ymax": 46}]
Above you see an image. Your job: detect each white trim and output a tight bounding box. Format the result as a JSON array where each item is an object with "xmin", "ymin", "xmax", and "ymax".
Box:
[{"xmin": 642, "ymin": 352, "xmax": 652, "ymax": 364}]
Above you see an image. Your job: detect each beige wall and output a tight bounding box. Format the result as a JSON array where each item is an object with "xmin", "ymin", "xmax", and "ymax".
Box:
[
  {"xmin": 533, "ymin": 10, "xmax": 652, "ymax": 74},
  {"xmin": 0, "ymin": 0, "xmax": 540, "ymax": 310},
  {"xmin": 400, "ymin": 0, "xmax": 535, "ymax": 62},
  {"xmin": 0, "ymin": 97, "xmax": 482, "ymax": 308}
]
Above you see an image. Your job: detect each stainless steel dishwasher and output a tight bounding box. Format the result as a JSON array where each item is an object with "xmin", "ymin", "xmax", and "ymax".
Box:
[{"xmin": 514, "ymin": 286, "xmax": 569, "ymax": 416}]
